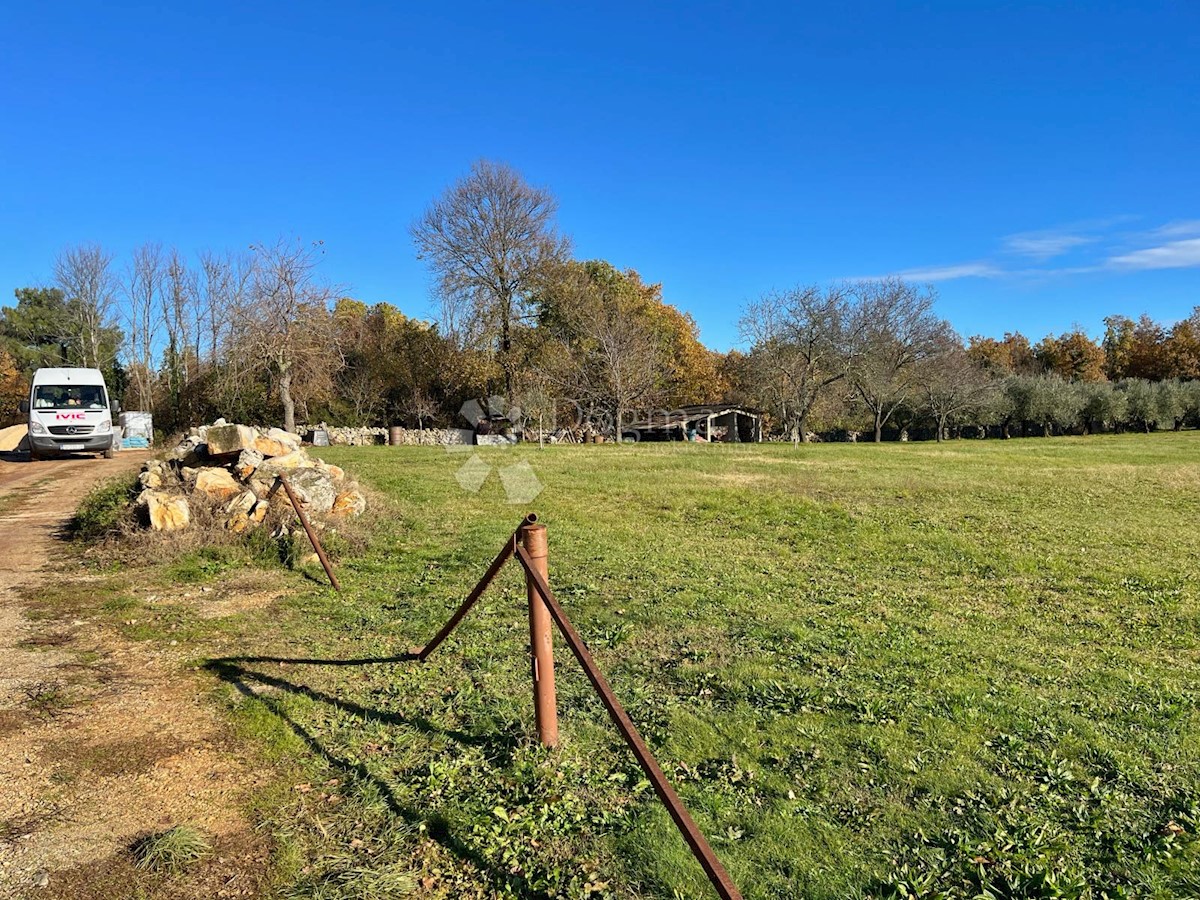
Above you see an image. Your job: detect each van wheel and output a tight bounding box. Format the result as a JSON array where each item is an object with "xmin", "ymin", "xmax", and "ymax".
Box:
[
  {"xmin": 102, "ymin": 448, "xmax": 115, "ymax": 459},
  {"xmin": 29, "ymin": 448, "xmax": 40, "ymax": 462}
]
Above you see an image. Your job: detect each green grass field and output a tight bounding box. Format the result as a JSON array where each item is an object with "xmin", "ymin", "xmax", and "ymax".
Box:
[{"xmin": 206, "ymin": 434, "xmax": 1200, "ymax": 898}]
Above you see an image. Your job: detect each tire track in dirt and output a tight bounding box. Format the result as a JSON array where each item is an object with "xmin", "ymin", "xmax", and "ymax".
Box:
[{"xmin": 0, "ymin": 454, "xmax": 269, "ymax": 899}]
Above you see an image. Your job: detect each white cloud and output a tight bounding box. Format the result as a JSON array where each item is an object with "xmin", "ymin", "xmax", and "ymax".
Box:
[
  {"xmin": 896, "ymin": 262, "xmax": 1003, "ymax": 282},
  {"xmin": 855, "ymin": 217, "xmax": 1200, "ymax": 284},
  {"xmin": 1150, "ymin": 220, "xmax": 1200, "ymax": 239},
  {"xmin": 1108, "ymin": 238, "xmax": 1200, "ymax": 271},
  {"xmin": 1003, "ymin": 231, "xmax": 1094, "ymax": 260}
]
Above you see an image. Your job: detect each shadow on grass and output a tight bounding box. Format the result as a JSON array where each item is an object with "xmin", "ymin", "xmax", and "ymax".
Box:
[{"xmin": 202, "ymin": 653, "xmax": 546, "ymax": 897}]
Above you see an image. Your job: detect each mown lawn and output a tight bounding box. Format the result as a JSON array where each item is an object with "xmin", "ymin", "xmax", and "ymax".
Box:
[{"xmin": 210, "ymin": 434, "xmax": 1200, "ymax": 898}]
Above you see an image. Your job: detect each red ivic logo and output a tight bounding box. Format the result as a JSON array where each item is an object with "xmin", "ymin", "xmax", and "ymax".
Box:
[{"xmin": 55, "ymin": 413, "xmax": 87, "ymax": 421}]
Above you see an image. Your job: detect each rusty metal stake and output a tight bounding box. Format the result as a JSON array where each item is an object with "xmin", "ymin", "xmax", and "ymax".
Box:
[
  {"xmin": 514, "ymin": 543, "xmax": 743, "ymax": 900},
  {"xmin": 273, "ymin": 473, "xmax": 341, "ymax": 591},
  {"xmin": 416, "ymin": 514, "xmax": 538, "ymax": 661},
  {"xmin": 520, "ymin": 521, "xmax": 558, "ymax": 748}
]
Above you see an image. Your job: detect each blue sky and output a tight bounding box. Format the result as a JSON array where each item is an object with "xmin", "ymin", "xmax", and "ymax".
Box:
[{"xmin": 1, "ymin": 1, "xmax": 1197, "ymax": 350}]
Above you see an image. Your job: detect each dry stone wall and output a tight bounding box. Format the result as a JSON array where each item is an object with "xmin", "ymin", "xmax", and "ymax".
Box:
[{"xmin": 321, "ymin": 426, "xmax": 474, "ymax": 446}]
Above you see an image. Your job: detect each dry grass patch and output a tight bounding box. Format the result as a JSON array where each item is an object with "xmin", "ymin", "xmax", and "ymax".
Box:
[
  {"xmin": 40, "ymin": 734, "xmax": 188, "ymax": 779},
  {"xmin": 31, "ymin": 828, "xmax": 270, "ymax": 900}
]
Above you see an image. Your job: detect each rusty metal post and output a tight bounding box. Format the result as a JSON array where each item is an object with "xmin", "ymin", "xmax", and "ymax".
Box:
[
  {"xmin": 520, "ymin": 521, "xmax": 558, "ymax": 748},
  {"xmin": 274, "ymin": 474, "xmax": 341, "ymax": 591}
]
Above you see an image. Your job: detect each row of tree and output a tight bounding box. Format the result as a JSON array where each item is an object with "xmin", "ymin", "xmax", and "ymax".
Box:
[
  {"xmin": 726, "ymin": 281, "xmax": 1200, "ymax": 442},
  {"xmin": 2, "ymin": 160, "xmax": 1198, "ymax": 442}
]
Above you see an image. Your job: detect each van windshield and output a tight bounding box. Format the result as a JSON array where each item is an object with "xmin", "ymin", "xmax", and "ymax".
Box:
[{"xmin": 33, "ymin": 385, "xmax": 107, "ymax": 410}]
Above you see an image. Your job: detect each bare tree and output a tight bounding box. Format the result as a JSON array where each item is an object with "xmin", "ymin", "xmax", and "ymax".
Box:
[
  {"xmin": 511, "ymin": 370, "xmax": 559, "ymax": 447},
  {"xmin": 412, "ymin": 160, "xmax": 570, "ymax": 399},
  {"xmin": 123, "ymin": 243, "xmax": 164, "ymax": 410},
  {"xmin": 739, "ymin": 285, "xmax": 854, "ymax": 443},
  {"xmin": 553, "ymin": 264, "xmax": 664, "ymax": 438},
  {"xmin": 162, "ymin": 249, "xmax": 199, "ymax": 401},
  {"xmin": 198, "ymin": 249, "xmax": 252, "ymax": 366},
  {"xmin": 237, "ymin": 239, "xmax": 341, "ymax": 431},
  {"xmin": 848, "ymin": 278, "xmax": 951, "ymax": 442},
  {"xmin": 403, "ymin": 388, "xmax": 439, "ymax": 430},
  {"xmin": 54, "ymin": 244, "xmax": 120, "ymax": 370},
  {"xmin": 917, "ymin": 339, "xmax": 996, "ymax": 441}
]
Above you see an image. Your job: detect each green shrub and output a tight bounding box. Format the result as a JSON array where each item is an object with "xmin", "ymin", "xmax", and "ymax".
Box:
[{"xmin": 69, "ymin": 472, "xmax": 139, "ymax": 541}]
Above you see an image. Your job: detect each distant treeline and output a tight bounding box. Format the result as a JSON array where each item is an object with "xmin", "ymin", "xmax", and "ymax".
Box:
[
  {"xmin": 2, "ymin": 161, "xmax": 1197, "ymax": 442},
  {"xmin": 727, "ymin": 282, "xmax": 1200, "ymax": 442}
]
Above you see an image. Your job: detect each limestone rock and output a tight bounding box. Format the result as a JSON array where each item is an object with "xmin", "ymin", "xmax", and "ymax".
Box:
[
  {"xmin": 316, "ymin": 460, "xmax": 345, "ymax": 482},
  {"xmin": 284, "ymin": 467, "xmax": 338, "ymax": 514},
  {"xmin": 330, "ymin": 488, "xmax": 366, "ymax": 518},
  {"xmin": 205, "ymin": 424, "xmax": 257, "ymax": 457},
  {"xmin": 267, "ymin": 427, "xmax": 302, "ymax": 450},
  {"xmin": 259, "ymin": 449, "xmax": 307, "ymax": 471},
  {"xmin": 252, "ymin": 435, "xmax": 292, "ymax": 458},
  {"xmin": 193, "ymin": 467, "xmax": 241, "ymax": 501},
  {"xmin": 235, "ymin": 448, "xmax": 264, "ymax": 480},
  {"xmin": 249, "ymin": 474, "xmax": 277, "ymax": 500},
  {"xmin": 226, "ymin": 489, "xmax": 257, "ymax": 515},
  {"xmin": 145, "ymin": 491, "xmax": 190, "ymax": 531},
  {"xmin": 138, "ymin": 468, "xmax": 163, "ymax": 490}
]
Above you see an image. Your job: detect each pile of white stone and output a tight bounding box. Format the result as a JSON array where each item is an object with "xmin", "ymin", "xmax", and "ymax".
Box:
[{"xmin": 135, "ymin": 420, "xmax": 366, "ymax": 532}]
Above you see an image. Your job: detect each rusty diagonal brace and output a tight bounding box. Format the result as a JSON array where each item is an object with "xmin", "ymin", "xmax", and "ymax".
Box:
[
  {"xmin": 415, "ymin": 513, "xmax": 537, "ymax": 662},
  {"xmin": 270, "ymin": 473, "xmax": 341, "ymax": 591},
  {"xmin": 414, "ymin": 513, "xmax": 743, "ymax": 900}
]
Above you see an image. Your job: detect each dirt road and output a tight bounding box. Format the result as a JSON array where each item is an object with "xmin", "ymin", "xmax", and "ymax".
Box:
[{"xmin": 0, "ymin": 452, "xmax": 268, "ymax": 898}]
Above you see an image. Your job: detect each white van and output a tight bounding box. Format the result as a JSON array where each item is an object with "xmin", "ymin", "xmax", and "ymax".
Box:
[{"xmin": 20, "ymin": 367, "xmax": 118, "ymax": 460}]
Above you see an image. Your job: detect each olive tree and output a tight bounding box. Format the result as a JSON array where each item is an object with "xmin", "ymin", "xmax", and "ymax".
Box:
[
  {"xmin": 1155, "ymin": 379, "xmax": 1187, "ymax": 430},
  {"xmin": 1079, "ymin": 381, "xmax": 1125, "ymax": 434},
  {"xmin": 1117, "ymin": 378, "xmax": 1158, "ymax": 432}
]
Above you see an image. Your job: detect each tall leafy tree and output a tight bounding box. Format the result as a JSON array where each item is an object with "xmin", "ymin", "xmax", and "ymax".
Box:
[
  {"xmin": 1104, "ymin": 314, "xmax": 1171, "ymax": 380},
  {"xmin": 0, "ymin": 348, "xmax": 27, "ymax": 426},
  {"xmin": 1034, "ymin": 329, "xmax": 1106, "ymax": 382},
  {"xmin": 0, "ymin": 287, "xmax": 75, "ymax": 371},
  {"xmin": 967, "ymin": 332, "xmax": 1041, "ymax": 375},
  {"xmin": 537, "ymin": 261, "xmax": 669, "ymax": 436},
  {"xmin": 1164, "ymin": 308, "xmax": 1200, "ymax": 379}
]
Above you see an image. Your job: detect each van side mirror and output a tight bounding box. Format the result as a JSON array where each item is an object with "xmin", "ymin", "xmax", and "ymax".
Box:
[
  {"xmin": 111, "ymin": 401, "xmax": 121, "ymax": 415},
  {"xmin": 19, "ymin": 400, "xmax": 29, "ymax": 414}
]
